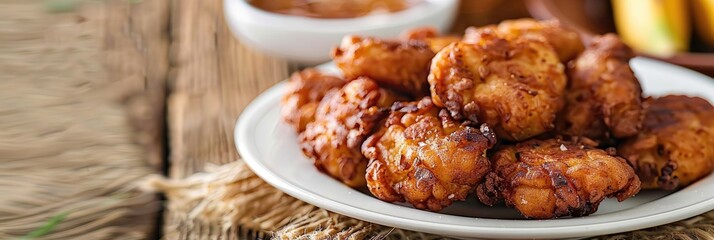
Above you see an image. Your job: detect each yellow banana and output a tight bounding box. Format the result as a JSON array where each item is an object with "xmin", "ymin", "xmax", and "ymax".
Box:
[
  {"xmin": 612, "ymin": 0, "xmax": 690, "ymax": 56},
  {"xmin": 693, "ymin": 0, "xmax": 714, "ymax": 48}
]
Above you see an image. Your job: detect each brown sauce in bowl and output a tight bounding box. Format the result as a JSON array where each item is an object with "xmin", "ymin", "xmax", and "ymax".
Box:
[{"xmin": 249, "ymin": 0, "xmax": 421, "ymax": 19}]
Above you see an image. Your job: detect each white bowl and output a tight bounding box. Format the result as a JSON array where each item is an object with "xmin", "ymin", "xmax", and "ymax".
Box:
[{"xmin": 223, "ymin": 0, "xmax": 459, "ymax": 64}]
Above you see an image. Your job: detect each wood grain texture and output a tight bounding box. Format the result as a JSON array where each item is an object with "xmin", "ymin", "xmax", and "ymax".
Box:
[
  {"xmin": 0, "ymin": 0, "xmax": 167, "ymax": 238},
  {"xmin": 103, "ymin": 0, "xmax": 170, "ymax": 171},
  {"xmin": 166, "ymin": 0, "xmax": 289, "ymax": 237},
  {"xmin": 168, "ymin": 0, "xmax": 289, "ymax": 179}
]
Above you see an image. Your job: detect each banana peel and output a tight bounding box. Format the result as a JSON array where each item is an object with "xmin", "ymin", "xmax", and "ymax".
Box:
[
  {"xmin": 693, "ymin": 0, "xmax": 714, "ymax": 48},
  {"xmin": 612, "ymin": 0, "xmax": 690, "ymax": 56}
]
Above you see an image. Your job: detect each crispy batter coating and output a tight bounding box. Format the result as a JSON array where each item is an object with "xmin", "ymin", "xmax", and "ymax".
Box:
[
  {"xmin": 465, "ymin": 18, "xmax": 584, "ymax": 62},
  {"xmin": 299, "ymin": 78, "xmax": 402, "ymax": 187},
  {"xmin": 618, "ymin": 95, "xmax": 714, "ymax": 190},
  {"xmin": 331, "ymin": 35, "xmax": 435, "ymax": 96},
  {"xmin": 424, "ymin": 36, "xmax": 462, "ymax": 54},
  {"xmin": 281, "ymin": 69, "xmax": 346, "ymax": 132},
  {"xmin": 477, "ymin": 139, "xmax": 641, "ymax": 219},
  {"xmin": 362, "ymin": 97, "xmax": 497, "ymax": 211},
  {"xmin": 401, "ymin": 26, "xmax": 440, "ymax": 40},
  {"xmin": 429, "ymin": 29, "xmax": 567, "ymax": 141},
  {"xmin": 557, "ymin": 34, "xmax": 644, "ymax": 141},
  {"xmin": 400, "ymin": 27, "xmax": 461, "ymax": 53}
]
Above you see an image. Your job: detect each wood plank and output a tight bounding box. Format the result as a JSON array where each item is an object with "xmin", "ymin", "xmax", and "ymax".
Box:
[
  {"xmin": 166, "ymin": 0, "xmax": 289, "ymax": 237},
  {"xmin": 168, "ymin": 0, "xmax": 289, "ymax": 179},
  {"xmin": 103, "ymin": 0, "xmax": 170, "ymax": 172},
  {"xmin": 0, "ymin": 0, "xmax": 168, "ymax": 239},
  {"xmin": 102, "ymin": 0, "xmax": 170, "ymax": 238}
]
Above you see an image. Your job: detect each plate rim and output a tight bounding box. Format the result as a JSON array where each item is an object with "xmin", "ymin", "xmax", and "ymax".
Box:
[{"xmin": 235, "ymin": 57, "xmax": 714, "ymax": 239}]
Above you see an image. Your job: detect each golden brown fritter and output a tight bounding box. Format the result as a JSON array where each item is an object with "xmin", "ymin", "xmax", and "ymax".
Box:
[
  {"xmin": 400, "ymin": 27, "xmax": 461, "ymax": 53},
  {"xmin": 429, "ymin": 29, "xmax": 567, "ymax": 141},
  {"xmin": 331, "ymin": 35, "xmax": 435, "ymax": 96},
  {"xmin": 424, "ymin": 36, "xmax": 462, "ymax": 54},
  {"xmin": 299, "ymin": 78, "xmax": 402, "ymax": 187},
  {"xmin": 362, "ymin": 97, "xmax": 497, "ymax": 211},
  {"xmin": 477, "ymin": 139, "xmax": 641, "ymax": 219},
  {"xmin": 557, "ymin": 34, "xmax": 644, "ymax": 142},
  {"xmin": 281, "ymin": 69, "xmax": 346, "ymax": 132},
  {"xmin": 465, "ymin": 18, "xmax": 584, "ymax": 62},
  {"xmin": 618, "ymin": 95, "xmax": 714, "ymax": 190}
]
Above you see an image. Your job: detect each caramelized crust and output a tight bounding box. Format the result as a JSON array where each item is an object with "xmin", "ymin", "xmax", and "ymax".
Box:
[
  {"xmin": 618, "ymin": 95, "xmax": 714, "ymax": 190},
  {"xmin": 429, "ymin": 29, "xmax": 567, "ymax": 141},
  {"xmin": 557, "ymin": 34, "xmax": 644, "ymax": 141},
  {"xmin": 299, "ymin": 78, "xmax": 402, "ymax": 187},
  {"xmin": 400, "ymin": 26, "xmax": 461, "ymax": 53},
  {"xmin": 363, "ymin": 97, "xmax": 497, "ymax": 211},
  {"xmin": 477, "ymin": 139, "xmax": 641, "ymax": 219},
  {"xmin": 465, "ymin": 18, "xmax": 584, "ymax": 62},
  {"xmin": 332, "ymin": 35, "xmax": 435, "ymax": 96},
  {"xmin": 281, "ymin": 69, "xmax": 346, "ymax": 132}
]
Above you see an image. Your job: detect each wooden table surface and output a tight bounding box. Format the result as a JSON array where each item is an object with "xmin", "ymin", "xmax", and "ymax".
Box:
[
  {"xmin": 6, "ymin": 0, "xmax": 714, "ymax": 239},
  {"xmin": 2, "ymin": 0, "xmax": 168, "ymax": 239}
]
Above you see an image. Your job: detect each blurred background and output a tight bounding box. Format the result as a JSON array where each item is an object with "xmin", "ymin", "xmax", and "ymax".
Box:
[{"xmin": 0, "ymin": 0, "xmax": 711, "ymax": 239}]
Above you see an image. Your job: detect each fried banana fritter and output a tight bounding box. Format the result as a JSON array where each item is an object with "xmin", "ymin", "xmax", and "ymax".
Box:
[
  {"xmin": 477, "ymin": 139, "xmax": 641, "ymax": 219},
  {"xmin": 331, "ymin": 35, "xmax": 435, "ymax": 96},
  {"xmin": 618, "ymin": 95, "xmax": 714, "ymax": 190},
  {"xmin": 300, "ymin": 78, "xmax": 402, "ymax": 187},
  {"xmin": 557, "ymin": 34, "xmax": 644, "ymax": 141},
  {"xmin": 464, "ymin": 18, "xmax": 584, "ymax": 62},
  {"xmin": 429, "ymin": 29, "xmax": 567, "ymax": 141},
  {"xmin": 400, "ymin": 27, "xmax": 461, "ymax": 53},
  {"xmin": 281, "ymin": 69, "xmax": 346, "ymax": 132},
  {"xmin": 362, "ymin": 97, "xmax": 497, "ymax": 211}
]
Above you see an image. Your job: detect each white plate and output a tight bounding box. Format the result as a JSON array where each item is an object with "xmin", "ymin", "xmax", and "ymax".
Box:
[{"xmin": 235, "ymin": 58, "xmax": 714, "ymax": 239}]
